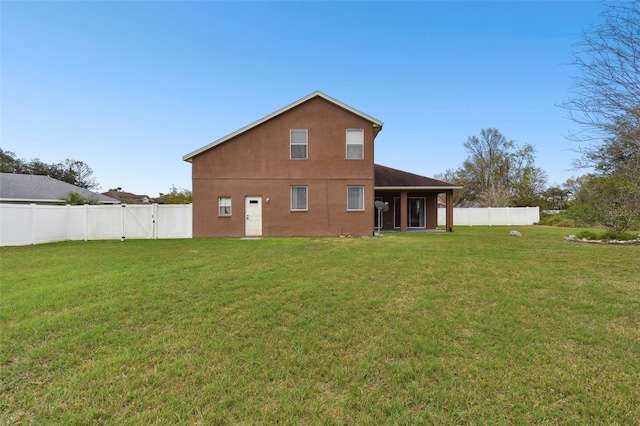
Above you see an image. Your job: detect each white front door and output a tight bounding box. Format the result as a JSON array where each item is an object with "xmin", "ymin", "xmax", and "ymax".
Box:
[{"xmin": 245, "ymin": 196, "xmax": 262, "ymax": 236}]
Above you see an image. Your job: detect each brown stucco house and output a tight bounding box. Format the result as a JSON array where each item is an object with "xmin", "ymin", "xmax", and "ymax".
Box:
[{"xmin": 183, "ymin": 91, "xmax": 459, "ymax": 237}]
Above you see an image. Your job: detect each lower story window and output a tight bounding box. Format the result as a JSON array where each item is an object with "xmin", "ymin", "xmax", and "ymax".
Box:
[
  {"xmin": 291, "ymin": 186, "xmax": 308, "ymax": 210},
  {"xmin": 218, "ymin": 196, "xmax": 231, "ymax": 216},
  {"xmin": 347, "ymin": 186, "xmax": 364, "ymax": 210}
]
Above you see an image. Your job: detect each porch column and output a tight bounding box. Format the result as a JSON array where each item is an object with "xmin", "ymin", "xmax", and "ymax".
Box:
[
  {"xmin": 446, "ymin": 189, "xmax": 454, "ymax": 232},
  {"xmin": 400, "ymin": 191, "xmax": 408, "ymax": 232}
]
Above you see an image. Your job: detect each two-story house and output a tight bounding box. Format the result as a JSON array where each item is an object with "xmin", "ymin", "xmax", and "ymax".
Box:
[{"xmin": 183, "ymin": 91, "xmax": 458, "ymax": 237}]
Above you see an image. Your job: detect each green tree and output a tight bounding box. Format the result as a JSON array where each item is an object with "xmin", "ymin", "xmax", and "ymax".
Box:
[
  {"xmin": 0, "ymin": 148, "xmax": 99, "ymax": 189},
  {"xmin": 156, "ymin": 185, "xmax": 192, "ymax": 204},
  {"xmin": 60, "ymin": 191, "xmax": 100, "ymax": 205},
  {"xmin": 540, "ymin": 186, "xmax": 571, "ymax": 211},
  {"xmin": 0, "ymin": 148, "xmax": 27, "ymax": 173},
  {"xmin": 58, "ymin": 159, "xmax": 99, "ymax": 189},
  {"xmin": 569, "ymin": 174, "xmax": 640, "ymax": 232},
  {"xmin": 448, "ymin": 128, "xmax": 547, "ymax": 207}
]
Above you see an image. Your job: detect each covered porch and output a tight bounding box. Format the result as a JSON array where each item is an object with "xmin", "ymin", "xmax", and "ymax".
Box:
[{"xmin": 374, "ymin": 164, "xmax": 461, "ymax": 232}]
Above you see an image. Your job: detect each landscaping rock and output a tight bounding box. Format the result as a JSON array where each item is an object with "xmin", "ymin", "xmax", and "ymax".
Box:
[{"xmin": 564, "ymin": 234, "xmax": 640, "ymax": 244}]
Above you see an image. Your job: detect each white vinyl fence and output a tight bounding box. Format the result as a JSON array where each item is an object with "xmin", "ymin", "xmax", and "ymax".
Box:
[
  {"xmin": 0, "ymin": 203, "xmax": 192, "ymax": 246},
  {"xmin": 1, "ymin": 204, "xmax": 539, "ymax": 246},
  {"xmin": 438, "ymin": 206, "xmax": 540, "ymax": 227}
]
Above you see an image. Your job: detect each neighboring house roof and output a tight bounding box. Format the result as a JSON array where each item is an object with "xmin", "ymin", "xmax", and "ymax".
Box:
[
  {"xmin": 374, "ymin": 164, "xmax": 462, "ymax": 190},
  {"xmin": 0, "ymin": 173, "xmax": 119, "ymax": 204},
  {"xmin": 101, "ymin": 190, "xmax": 153, "ymax": 204},
  {"xmin": 183, "ymin": 91, "xmax": 384, "ymax": 162}
]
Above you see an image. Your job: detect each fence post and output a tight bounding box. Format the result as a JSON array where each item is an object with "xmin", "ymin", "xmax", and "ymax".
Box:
[
  {"xmin": 121, "ymin": 204, "xmax": 126, "ymax": 241},
  {"xmin": 30, "ymin": 203, "xmax": 37, "ymax": 245},
  {"xmin": 66, "ymin": 204, "xmax": 71, "ymax": 241},
  {"xmin": 152, "ymin": 203, "xmax": 158, "ymax": 239},
  {"xmin": 84, "ymin": 204, "xmax": 89, "ymax": 241}
]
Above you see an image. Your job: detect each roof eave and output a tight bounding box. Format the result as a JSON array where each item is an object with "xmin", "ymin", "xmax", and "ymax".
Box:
[
  {"xmin": 0, "ymin": 198, "xmax": 120, "ymax": 204},
  {"xmin": 374, "ymin": 186, "xmax": 463, "ymax": 191}
]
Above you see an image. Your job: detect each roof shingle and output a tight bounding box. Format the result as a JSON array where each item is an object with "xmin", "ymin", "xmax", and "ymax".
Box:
[
  {"xmin": 0, "ymin": 173, "xmax": 118, "ymax": 204},
  {"xmin": 374, "ymin": 164, "xmax": 459, "ymax": 189}
]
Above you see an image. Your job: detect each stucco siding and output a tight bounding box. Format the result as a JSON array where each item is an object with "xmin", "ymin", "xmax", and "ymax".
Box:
[
  {"xmin": 192, "ymin": 98, "xmax": 375, "ymax": 180},
  {"xmin": 192, "ymin": 178, "xmax": 373, "ymax": 237}
]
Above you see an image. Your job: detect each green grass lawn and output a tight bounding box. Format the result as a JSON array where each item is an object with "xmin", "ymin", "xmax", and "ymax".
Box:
[{"xmin": 2, "ymin": 226, "xmax": 639, "ymax": 424}]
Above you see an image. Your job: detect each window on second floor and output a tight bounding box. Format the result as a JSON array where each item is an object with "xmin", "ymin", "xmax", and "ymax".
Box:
[
  {"xmin": 290, "ymin": 129, "xmax": 308, "ymax": 160},
  {"xmin": 346, "ymin": 129, "xmax": 364, "ymax": 160}
]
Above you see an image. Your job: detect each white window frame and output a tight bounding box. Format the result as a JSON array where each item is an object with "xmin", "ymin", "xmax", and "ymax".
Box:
[
  {"xmin": 346, "ymin": 129, "xmax": 364, "ymax": 160},
  {"xmin": 290, "ymin": 185, "xmax": 308, "ymax": 211},
  {"xmin": 347, "ymin": 185, "xmax": 365, "ymax": 211},
  {"xmin": 290, "ymin": 129, "xmax": 308, "ymax": 160},
  {"xmin": 218, "ymin": 196, "xmax": 231, "ymax": 216}
]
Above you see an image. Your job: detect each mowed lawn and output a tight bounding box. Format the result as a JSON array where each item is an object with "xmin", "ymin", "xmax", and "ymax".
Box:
[{"xmin": 1, "ymin": 227, "xmax": 639, "ymax": 425}]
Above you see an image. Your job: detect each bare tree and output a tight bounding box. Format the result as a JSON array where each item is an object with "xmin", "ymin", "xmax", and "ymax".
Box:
[
  {"xmin": 561, "ymin": 2, "xmax": 640, "ymax": 230},
  {"xmin": 454, "ymin": 128, "xmax": 546, "ymax": 207},
  {"xmin": 60, "ymin": 159, "xmax": 99, "ymax": 190},
  {"xmin": 562, "ymin": 1, "xmax": 640, "ymax": 170}
]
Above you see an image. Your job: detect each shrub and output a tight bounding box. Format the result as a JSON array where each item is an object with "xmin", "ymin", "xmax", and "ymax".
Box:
[
  {"xmin": 553, "ymin": 218, "xmax": 578, "ymax": 228},
  {"xmin": 575, "ymin": 230, "xmax": 601, "ymax": 240},
  {"xmin": 538, "ymin": 212, "xmax": 577, "ymax": 227},
  {"xmin": 59, "ymin": 191, "xmax": 100, "ymax": 205},
  {"xmin": 574, "ymin": 230, "xmax": 639, "ymax": 241}
]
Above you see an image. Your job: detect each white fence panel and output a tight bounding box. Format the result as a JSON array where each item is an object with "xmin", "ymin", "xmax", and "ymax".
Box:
[
  {"xmin": 157, "ymin": 204, "xmax": 193, "ymax": 238},
  {"xmin": 0, "ymin": 203, "xmax": 192, "ymax": 246},
  {"xmin": 68, "ymin": 206, "xmax": 88, "ymax": 241},
  {"xmin": 0, "ymin": 204, "xmax": 33, "ymax": 246},
  {"xmin": 87, "ymin": 205, "xmax": 124, "ymax": 240},
  {"xmin": 33, "ymin": 205, "xmax": 69, "ymax": 244},
  {"xmin": 438, "ymin": 207, "xmax": 540, "ymax": 226}
]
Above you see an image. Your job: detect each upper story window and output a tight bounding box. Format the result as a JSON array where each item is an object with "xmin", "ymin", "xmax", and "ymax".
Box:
[
  {"xmin": 290, "ymin": 129, "xmax": 308, "ymax": 160},
  {"xmin": 346, "ymin": 129, "xmax": 364, "ymax": 160},
  {"xmin": 291, "ymin": 186, "xmax": 308, "ymax": 211},
  {"xmin": 218, "ymin": 196, "xmax": 231, "ymax": 216}
]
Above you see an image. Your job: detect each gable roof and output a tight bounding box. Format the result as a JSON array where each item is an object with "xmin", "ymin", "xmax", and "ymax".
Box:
[
  {"xmin": 183, "ymin": 91, "xmax": 384, "ymax": 162},
  {"xmin": 374, "ymin": 164, "xmax": 462, "ymax": 190},
  {"xmin": 0, "ymin": 173, "xmax": 119, "ymax": 204}
]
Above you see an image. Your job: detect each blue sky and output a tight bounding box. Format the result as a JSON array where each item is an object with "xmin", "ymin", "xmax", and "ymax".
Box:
[{"xmin": 2, "ymin": 1, "xmax": 604, "ymax": 196}]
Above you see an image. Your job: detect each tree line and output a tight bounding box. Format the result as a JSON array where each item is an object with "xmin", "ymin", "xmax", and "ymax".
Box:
[
  {"xmin": 438, "ymin": 123, "xmax": 638, "ymax": 232},
  {"xmin": 439, "ymin": 2, "xmax": 640, "ymax": 232},
  {"xmin": 1, "ymin": 148, "xmax": 192, "ymax": 204},
  {"xmin": 1, "ymin": 148, "xmax": 99, "ymax": 190}
]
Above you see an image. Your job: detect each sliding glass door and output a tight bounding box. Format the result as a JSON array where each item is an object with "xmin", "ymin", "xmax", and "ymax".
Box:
[{"xmin": 394, "ymin": 197, "xmax": 426, "ymax": 228}]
